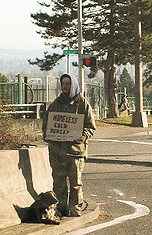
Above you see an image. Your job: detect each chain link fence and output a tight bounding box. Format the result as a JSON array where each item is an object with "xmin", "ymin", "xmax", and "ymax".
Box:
[
  {"xmin": 0, "ymin": 81, "xmax": 104, "ymax": 119},
  {"xmin": 1, "ymin": 81, "xmax": 152, "ymax": 119}
]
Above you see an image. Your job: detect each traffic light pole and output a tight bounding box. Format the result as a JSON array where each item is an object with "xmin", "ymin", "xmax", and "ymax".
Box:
[
  {"xmin": 66, "ymin": 46, "xmax": 70, "ymax": 74},
  {"xmin": 78, "ymin": 0, "xmax": 84, "ymax": 95}
]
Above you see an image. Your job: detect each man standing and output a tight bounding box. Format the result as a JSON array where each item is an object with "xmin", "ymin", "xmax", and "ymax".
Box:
[{"xmin": 42, "ymin": 74, "xmax": 96, "ymax": 217}]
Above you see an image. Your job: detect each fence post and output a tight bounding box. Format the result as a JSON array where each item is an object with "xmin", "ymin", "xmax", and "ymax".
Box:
[
  {"xmin": 24, "ymin": 76, "xmax": 28, "ymax": 104},
  {"xmin": 16, "ymin": 74, "xmax": 23, "ymax": 104}
]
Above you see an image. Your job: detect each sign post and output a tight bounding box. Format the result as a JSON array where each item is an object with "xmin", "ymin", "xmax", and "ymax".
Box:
[
  {"xmin": 63, "ymin": 49, "xmax": 79, "ymax": 74},
  {"xmin": 63, "ymin": 49, "xmax": 79, "ymax": 55}
]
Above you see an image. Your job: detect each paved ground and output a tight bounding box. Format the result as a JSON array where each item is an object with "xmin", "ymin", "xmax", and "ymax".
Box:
[
  {"xmin": 93, "ymin": 124, "xmax": 151, "ymax": 139},
  {"xmin": 1, "ymin": 124, "xmax": 152, "ymax": 235},
  {"xmin": 88, "ymin": 124, "xmax": 152, "ymax": 164}
]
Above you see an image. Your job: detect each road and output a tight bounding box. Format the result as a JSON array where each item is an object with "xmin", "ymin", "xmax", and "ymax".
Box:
[
  {"xmin": 68, "ymin": 130, "xmax": 152, "ymax": 235},
  {"xmin": 68, "ymin": 162, "xmax": 152, "ymax": 235}
]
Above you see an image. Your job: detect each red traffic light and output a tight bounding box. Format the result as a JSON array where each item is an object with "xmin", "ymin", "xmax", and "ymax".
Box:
[{"xmin": 83, "ymin": 56, "xmax": 96, "ymax": 67}]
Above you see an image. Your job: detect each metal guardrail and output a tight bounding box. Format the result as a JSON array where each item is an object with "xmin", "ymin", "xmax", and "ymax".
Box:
[
  {"xmin": 129, "ymin": 109, "xmax": 152, "ymax": 115},
  {"xmin": 1, "ymin": 103, "xmax": 45, "ymax": 119}
]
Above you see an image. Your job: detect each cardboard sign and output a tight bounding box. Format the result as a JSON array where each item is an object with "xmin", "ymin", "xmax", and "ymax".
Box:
[{"xmin": 45, "ymin": 112, "xmax": 84, "ymax": 141}]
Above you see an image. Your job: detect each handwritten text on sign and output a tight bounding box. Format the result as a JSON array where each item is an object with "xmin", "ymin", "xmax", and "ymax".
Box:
[{"xmin": 45, "ymin": 112, "xmax": 84, "ymax": 141}]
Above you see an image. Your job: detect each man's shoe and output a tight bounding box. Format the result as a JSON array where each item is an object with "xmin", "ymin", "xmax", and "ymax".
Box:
[
  {"xmin": 57, "ymin": 206, "xmax": 69, "ymax": 217},
  {"xmin": 69, "ymin": 209, "xmax": 81, "ymax": 217},
  {"xmin": 69, "ymin": 201, "xmax": 88, "ymax": 217},
  {"xmin": 79, "ymin": 200, "xmax": 88, "ymax": 211}
]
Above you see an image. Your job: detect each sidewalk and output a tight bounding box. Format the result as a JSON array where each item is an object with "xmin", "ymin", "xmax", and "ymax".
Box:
[
  {"xmin": 1, "ymin": 125, "xmax": 152, "ymax": 235},
  {"xmin": 93, "ymin": 124, "xmax": 152, "ymax": 139},
  {"xmin": 0, "ymin": 203, "xmax": 100, "ymax": 235},
  {"xmin": 88, "ymin": 125, "xmax": 152, "ymax": 165}
]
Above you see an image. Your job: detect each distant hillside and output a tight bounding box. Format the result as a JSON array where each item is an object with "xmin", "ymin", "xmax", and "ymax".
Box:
[
  {"xmin": 0, "ymin": 48, "xmax": 43, "ymax": 57},
  {"xmin": 0, "ymin": 48, "xmax": 102, "ymax": 81},
  {"xmin": 0, "ymin": 48, "xmax": 67, "ymax": 79},
  {"xmin": 0, "ymin": 48, "xmax": 47, "ymax": 77}
]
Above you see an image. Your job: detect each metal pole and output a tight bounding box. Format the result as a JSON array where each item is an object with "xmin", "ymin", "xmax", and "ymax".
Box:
[
  {"xmin": 46, "ymin": 75, "xmax": 49, "ymax": 102},
  {"xmin": 17, "ymin": 74, "xmax": 23, "ymax": 104},
  {"xmin": 135, "ymin": 0, "xmax": 143, "ymax": 112},
  {"xmin": 132, "ymin": 0, "xmax": 148, "ymax": 127},
  {"xmin": 78, "ymin": 0, "xmax": 84, "ymax": 95},
  {"xmin": 24, "ymin": 76, "xmax": 28, "ymax": 104},
  {"xmin": 67, "ymin": 46, "xmax": 70, "ymax": 74},
  {"xmin": 124, "ymin": 87, "xmax": 127, "ymax": 96}
]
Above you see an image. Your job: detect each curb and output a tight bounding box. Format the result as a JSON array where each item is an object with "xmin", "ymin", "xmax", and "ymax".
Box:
[
  {"xmin": 28, "ymin": 204, "xmax": 100, "ymax": 235},
  {"xmin": 87, "ymin": 155, "xmax": 152, "ymax": 167},
  {"xmin": 0, "ymin": 204, "xmax": 100, "ymax": 235}
]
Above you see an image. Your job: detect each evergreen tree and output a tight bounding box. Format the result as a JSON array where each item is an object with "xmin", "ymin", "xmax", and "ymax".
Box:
[
  {"xmin": 30, "ymin": 0, "xmax": 152, "ymax": 117},
  {"xmin": 0, "ymin": 73, "xmax": 8, "ymax": 103},
  {"xmin": 28, "ymin": 52, "xmax": 64, "ymax": 71},
  {"xmin": 0, "ymin": 73, "xmax": 8, "ymax": 82},
  {"xmin": 142, "ymin": 0, "xmax": 152, "ymax": 85},
  {"xmin": 143, "ymin": 63, "xmax": 152, "ymax": 87},
  {"xmin": 119, "ymin": 68, "xmax": 134, "ymax": 96}
]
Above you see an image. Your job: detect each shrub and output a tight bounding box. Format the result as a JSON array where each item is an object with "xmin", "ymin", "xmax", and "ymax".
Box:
[{"xmin": 0, "ymin": 102, "xmax": 42, "ymax": 150}]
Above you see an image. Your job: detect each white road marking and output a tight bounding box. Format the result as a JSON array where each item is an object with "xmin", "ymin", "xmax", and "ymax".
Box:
[
  {"xmin": 113, "ymin": 189, "xmax": 124, "ymax": 197},
  {"xmin": 90, "ymin": 194, "xmax": 98, "ymax": 197},
  {"xmin": 92, "ymin": 139, "xmax": 152, "ymax": 145},
  {"xmin": 69, "ymin": 200, "xmax": 150, "ymax": 235}
]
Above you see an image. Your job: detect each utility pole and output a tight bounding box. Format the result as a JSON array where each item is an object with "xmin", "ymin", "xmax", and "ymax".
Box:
[
  {"xmin": 78, "ymin": 0, "xmax": 84, "ymax": 95},
  {"xmin": 66, "ymin": 46, "xmax": 70, "ymax": 74},
  {"xmin": 132, "ymin": 0, "xmax": 148, "ymax": 127},
  {"xmin": 46, "ymin": 75, "xmax": 49, "ymax": 102}
]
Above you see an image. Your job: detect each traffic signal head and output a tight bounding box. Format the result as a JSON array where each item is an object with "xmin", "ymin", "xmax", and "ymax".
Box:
[
  {"xmin": 83, "ymin": 56, "xmax": 97, "ymax": 67},
  {"xmin": 72, "ymin": 62, "xmax": 78, "ymax": 67}
]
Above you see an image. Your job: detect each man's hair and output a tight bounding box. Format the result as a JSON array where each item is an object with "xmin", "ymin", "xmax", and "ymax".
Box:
[{"xmin": 60, "ymin": 74, "xmax": 71, "ymax": 84}]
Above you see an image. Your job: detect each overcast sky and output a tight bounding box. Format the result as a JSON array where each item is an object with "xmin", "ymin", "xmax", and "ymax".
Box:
[{"xmin": 0, "ymin": 0, "xmax": 47, "ymax": 51}]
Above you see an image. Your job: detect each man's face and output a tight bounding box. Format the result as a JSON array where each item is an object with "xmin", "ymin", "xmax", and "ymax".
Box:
[{"xmin": 61, "ymin": 77, "xmax": 71, "ymax": 96}]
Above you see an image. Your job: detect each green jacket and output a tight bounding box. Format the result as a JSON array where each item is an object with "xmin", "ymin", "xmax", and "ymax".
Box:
[{"xmin": 42, "ymin": 93, "xmax": 96, "ymax": 158}]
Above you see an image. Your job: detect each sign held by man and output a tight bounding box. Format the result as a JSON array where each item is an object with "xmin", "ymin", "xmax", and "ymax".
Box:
[{"xmin": 45, "ymin": 112, "xmax": 84, "ymax": 141}]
